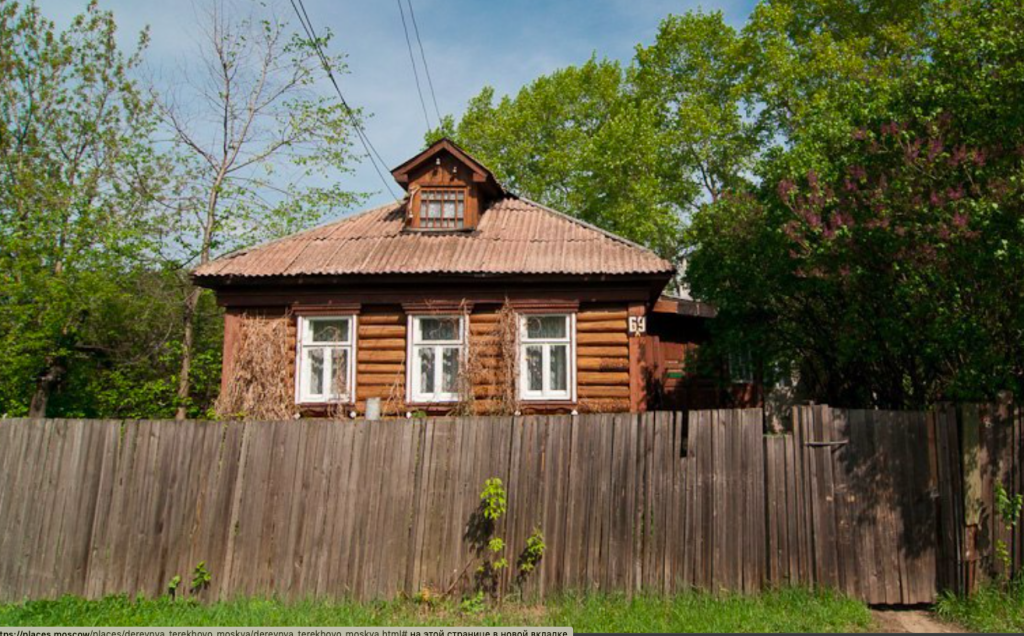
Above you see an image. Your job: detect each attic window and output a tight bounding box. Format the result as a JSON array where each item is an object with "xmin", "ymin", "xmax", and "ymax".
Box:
[{"xmin": 419, "ymin": 188, "xmax": 465, "ymax": 229}]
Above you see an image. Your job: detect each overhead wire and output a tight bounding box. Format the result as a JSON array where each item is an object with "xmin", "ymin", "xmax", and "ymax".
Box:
[
  {"xmin": 288, "ymin": 0, "xmax": 400, "ymax": 200},
  {"xmin": 396, "ymin": 0, "xmax": 432, "ymax": 131},
  {"xmin": 406, "ymin": 0, "xmax": 442, "ymax": 125}
]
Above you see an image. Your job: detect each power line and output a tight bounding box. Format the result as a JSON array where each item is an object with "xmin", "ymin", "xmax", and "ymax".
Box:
[
  {"xmin": 288, "ymin": 0, "xmax": 399, "ymax": 200},
  {"xmin": 396, "ymin": 0, "xmax": 432, "ymax": 131},
  {"xmin": 406, "ymin": 0, "xmax": 441, "ymax": 125}
]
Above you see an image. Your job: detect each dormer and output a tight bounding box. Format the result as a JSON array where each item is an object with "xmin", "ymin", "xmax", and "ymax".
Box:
[{"xmin": 390, "ymin": 138, "xmax": 505, "ymax": 231}]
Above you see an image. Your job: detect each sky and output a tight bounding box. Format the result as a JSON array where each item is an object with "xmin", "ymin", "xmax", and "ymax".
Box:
[{"xmin": 45, "ymin": 0, "xmax": 758, "ymax": 212}]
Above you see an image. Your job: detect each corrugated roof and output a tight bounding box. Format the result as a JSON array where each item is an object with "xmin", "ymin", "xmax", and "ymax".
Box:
[{"xmin": 193, "ymin": 197, "xmax": 675, "ymax": 280}]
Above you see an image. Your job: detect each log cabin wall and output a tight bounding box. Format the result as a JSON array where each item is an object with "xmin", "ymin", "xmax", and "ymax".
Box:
[
  {"xmin": 221, "ymin": 298, "xmax": 644, "ymax": 416},
  {"xmin": 220, "ymin": 307, "xmax": 296, "ymax": 402},
  {"xmin": 355, "ymin": 305, "xmax": 406, "ymax": 413},
  {"xmin": 576, "ymin": 305, "xmax": 631, "ymax": 413}
]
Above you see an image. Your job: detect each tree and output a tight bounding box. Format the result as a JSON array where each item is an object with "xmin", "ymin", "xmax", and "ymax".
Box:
[
  {"xmin": 686, "ymin": 0, "xmax": 1024, "ymax": 407},
  {"xmin": 160, "ymin": 0, "xmax": 365, "ymax": 419},
  {"xmin": 632, "ymin": 10, "xmax": 759, "ymax": 204},
  {"xmin": 429, "ymin": 58, "xmax": 685, "ymax": 258},
  {"xmin": 0, "ymin": 0, "xmax": 162, "ymax": 417}
]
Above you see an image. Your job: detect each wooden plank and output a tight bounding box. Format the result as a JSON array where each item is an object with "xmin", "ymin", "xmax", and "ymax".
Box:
[
  {"xmin": 578, "ymin": 371, "xmax": 630, "ymax": 386},
  {"xmin": 876, "ymin": 411, "xmax": 903, "ymax": 605},
  {"xmin": 577, "ymin": 386, "xmax": 630, "ymax": 398},
  {"xmin": 815, "ymin": 406, "xmax": 841, "ymax": 590},
  {"xmin": 358, "ymin": 325, "xmax": 405, "ymax": 338},
  {"xmin": 829, "ymin": 409, "xmax": 858, "ymax": 598},
  {"xmin": 359, "ymin": 313, "xmax": 405, "ymax": 325},
  {"xmin": 358, "ymin": 338, "xmax": 406, "ymax": 350},
  {"xmin": 577, "ymin": 358, "xmax": 629, "ymax": 371},
  {"xmin": 577, "ymin": 310, "xmax": 628, "ymax": 322},
  {"xmin": 795, "ymin": 407, "xmax": 815, "ymax": 588},
  {"xmin": 847, "ymin": 410, "xmax": 879, "ymax": 603},
  {"xmin": 576, "ymin": 320, "xmax": 626, "ymax": 332},
  {"xmin": 680, "ymin": 412, "xmax": 695, "ymax": 590},
  {"xmin": 577, "ymin": 332, "xmax": 628, "ymax": 346},
  {"xmin": 357, "ymin": 350, "xmax": 405, "ymax": 363},
  {"xmin": 577, "ymin": 346, "xmax": 629, "ymax": 358}
]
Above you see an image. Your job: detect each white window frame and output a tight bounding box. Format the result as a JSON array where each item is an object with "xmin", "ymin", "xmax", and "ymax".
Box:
[
  {"xmin": 295, "ymin": 315, "xmax": 357, "ymax": 404},
  {"xmin": 519, "ymin": 313, "xmax": 576, "ymax": 402},
  {"xmin": 407, "ymin": 314, "xmax": 467, "ymax": 403}
]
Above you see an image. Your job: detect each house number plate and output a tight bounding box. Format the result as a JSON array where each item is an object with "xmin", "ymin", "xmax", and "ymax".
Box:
[{"xmin": 628, "ymin": 315, "xmax": 647, "ymax": 336}]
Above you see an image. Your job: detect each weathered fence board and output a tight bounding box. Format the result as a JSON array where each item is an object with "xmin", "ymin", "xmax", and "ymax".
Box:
[{"xmin": 0, "ymin": 405, "xmax": 1021, "ymax": 604}]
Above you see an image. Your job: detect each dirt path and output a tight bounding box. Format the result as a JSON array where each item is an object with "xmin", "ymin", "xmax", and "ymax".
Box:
[{"xmin": 871, "ymin": 609, "xmax": 965, "ymax": 633}]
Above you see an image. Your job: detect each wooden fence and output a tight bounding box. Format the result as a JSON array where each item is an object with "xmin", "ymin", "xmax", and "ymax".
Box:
[{"xmin": 0, "ymin": 406, "xmax": 1020, "ymax": 604}]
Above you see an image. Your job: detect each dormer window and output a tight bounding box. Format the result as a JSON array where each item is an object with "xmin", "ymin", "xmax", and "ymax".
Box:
[
  {"xmin": 419, "ymin": 188, "xmax": 466, "ymax": 229},
  {"xmin": 392, "ymin": 139, "xmax": 505, "ymax": 231}
]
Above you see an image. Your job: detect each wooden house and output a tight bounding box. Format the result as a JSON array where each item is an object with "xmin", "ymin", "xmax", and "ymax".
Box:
[{"xmin": 194, "ymin": 139, "xmax": 756, "ymax": 416}]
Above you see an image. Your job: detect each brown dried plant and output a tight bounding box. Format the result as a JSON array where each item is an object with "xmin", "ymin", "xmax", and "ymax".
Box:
[
  {"xmin": 452, "ymin": 300, "xmax": 520, "ymax": 416},
  {"xmin": 215, "ymin": 312, "xmax": 295, "ymax": 420},
  {"xmin": 493, "ymin": 302, "xmax": 521, "ymax": 415}
]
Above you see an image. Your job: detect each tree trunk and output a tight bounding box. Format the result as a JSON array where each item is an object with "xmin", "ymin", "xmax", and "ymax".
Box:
[
  {"xmin": 176, "ymin": 286, "xmax": 201, "ymax": 420},
  {"xmin": 29, "ymin": 358, "xmax": 65, "ymax": 418}
]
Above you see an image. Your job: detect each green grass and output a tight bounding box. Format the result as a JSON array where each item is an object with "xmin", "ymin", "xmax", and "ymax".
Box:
[
  {"xmin": 0, "ymin": 589, "xmax": 871, "ymax": 632},
  {"xmin": 936, "ymin": 579, "xmax": 1024, "ymax": 632}
]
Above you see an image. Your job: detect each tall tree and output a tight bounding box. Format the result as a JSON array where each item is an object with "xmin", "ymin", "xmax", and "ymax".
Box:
[
  {"xmin": 632, "ymin": 10, "xmax": 759, "ymax": 204},
  {"xmin": 0, "ymin": 0, "xmax": 162, "ymax": 417},
  {"xmin": 686, "ymin": 0, "xmax": 1024, "ymax": 407},
  {"xmin": 161, "ymin": 0, "xmax": 365, "ymax": 418},
  {"xmin": 429, "ymin": 58, "xmax": 685, "ymax": 258}
]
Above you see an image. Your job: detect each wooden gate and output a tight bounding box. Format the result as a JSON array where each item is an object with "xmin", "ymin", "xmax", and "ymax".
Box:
[{"xmin": 764, "ymin": 406, "xmax": 961, "ymax": 604}]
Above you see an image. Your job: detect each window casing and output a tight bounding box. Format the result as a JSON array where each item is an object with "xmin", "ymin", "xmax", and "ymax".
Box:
[
  {"xmin": 728, "ymin": 351, "xmax": 754, "ymax": 384},
  {"xmin": 519, "ymin": 314, "xmax": 575, "ymax": 401},
  {"xmin": 408, "ymin": 315, "xmax": 466, "ymax": 403},
  {"xmin": 419, "ymin": 188, "xmax": 466, "ymax": 229},
  {"xmin": 296, "ymin": 316, "xmax": 356, "ymax": 403}
]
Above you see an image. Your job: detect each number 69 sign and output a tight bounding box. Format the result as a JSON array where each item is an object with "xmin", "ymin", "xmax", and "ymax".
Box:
[{"xmin": 628, "ymin": 315, "xmax": 646, "ymax": 336}]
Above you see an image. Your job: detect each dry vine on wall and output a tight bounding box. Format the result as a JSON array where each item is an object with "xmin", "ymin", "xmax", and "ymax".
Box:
[
  {"xmin": 215, "ymin": 312, "xmax": 295, "ymax": 420},
  {"xmin": 456, "ymin": 301, "xmax": 521, "ymax": 416}
]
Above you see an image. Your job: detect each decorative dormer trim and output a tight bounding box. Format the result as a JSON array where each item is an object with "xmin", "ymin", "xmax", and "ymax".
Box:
[{"xmin": 390, "ymin": 138, "xmax": 502, "ymax": 195}]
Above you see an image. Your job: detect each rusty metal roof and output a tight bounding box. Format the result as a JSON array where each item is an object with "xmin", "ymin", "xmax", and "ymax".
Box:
[{"xmin": 193, "ymin": 197, "xmax": 675, "ymax": 280}]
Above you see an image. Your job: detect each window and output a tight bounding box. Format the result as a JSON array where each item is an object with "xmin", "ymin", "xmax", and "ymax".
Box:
[
  {"xmin": 520, "ymin": 314, "xmax": 575, "ymax": 401},
  {"xmin": 728, "ymin": 351, "xmax": 754, "ymax": 384},
  {"xmin": 409, "ymin": 315, "xmax": 465, "ymax": 402},
  {"xmin": 419, "ymin": 189, "xmax": 465, "ymax": 229},
  {"xmin": 297, "ymin": 316, "xmax": 355, "ymax": 403}
]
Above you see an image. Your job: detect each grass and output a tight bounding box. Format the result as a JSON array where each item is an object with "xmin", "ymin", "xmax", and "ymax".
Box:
[
  {"xmin": 0, "ymin": 588, "xmax": 871, "ymax": 632},
  {"xmin": 936, "ymin": 578, "xmax": 1024, "ymax": 632}
]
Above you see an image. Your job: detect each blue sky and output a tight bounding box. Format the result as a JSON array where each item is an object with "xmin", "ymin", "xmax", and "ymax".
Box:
[{"xmin": 46, "ymin": 0, "xmax": 758, "ymax": 211}]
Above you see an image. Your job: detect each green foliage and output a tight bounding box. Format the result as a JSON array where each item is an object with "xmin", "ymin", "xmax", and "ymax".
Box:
[
  {"xmin": 682, "ymin": 0, "xmax": 1024, "ymax": 408},
  {"xmin": 167, "ymin": 575, "xmax": 181, "ymax": 599},
  {"xmin": 190, "ymin": 561, "xmax": 211, "ymax": 595},
  {"xmin": 458, "ymin": 590, "xmax": 486, "ymax": 615},
  {"xmin": 440, "ymin": 0, "xmax": 1024, "ymax": 409},
  {"xmin": 480, "ymin": 477, "xmax": 507, "ymax": 522},
  {"xmin": 995, "ymin": 483, "xmax": 1024, "ymax": 529},
  {"xmin": 937, "ymin": 579, "xmax": 1024, "ymax": 633},
  {"xmin": 0, "ymin": 589, "xmax": 872, "ymax": 631},
  {"xmin": 993, "ymin": 482, "xmax": 1023, "ymax": 579},
  {"xmin": 0, "ymin": 0, "xmax": 363, "ymax": 419},
  {"xmin": 0, "ymin": 0, "xmax": 165, "ymax": 417},
  {"xmin": 440, "ymin": 58, "xmax": 685, "ymax": 258},
  {"xmin": 518, "ymin": 527, "xmax": 546, "ymax": 575}
]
